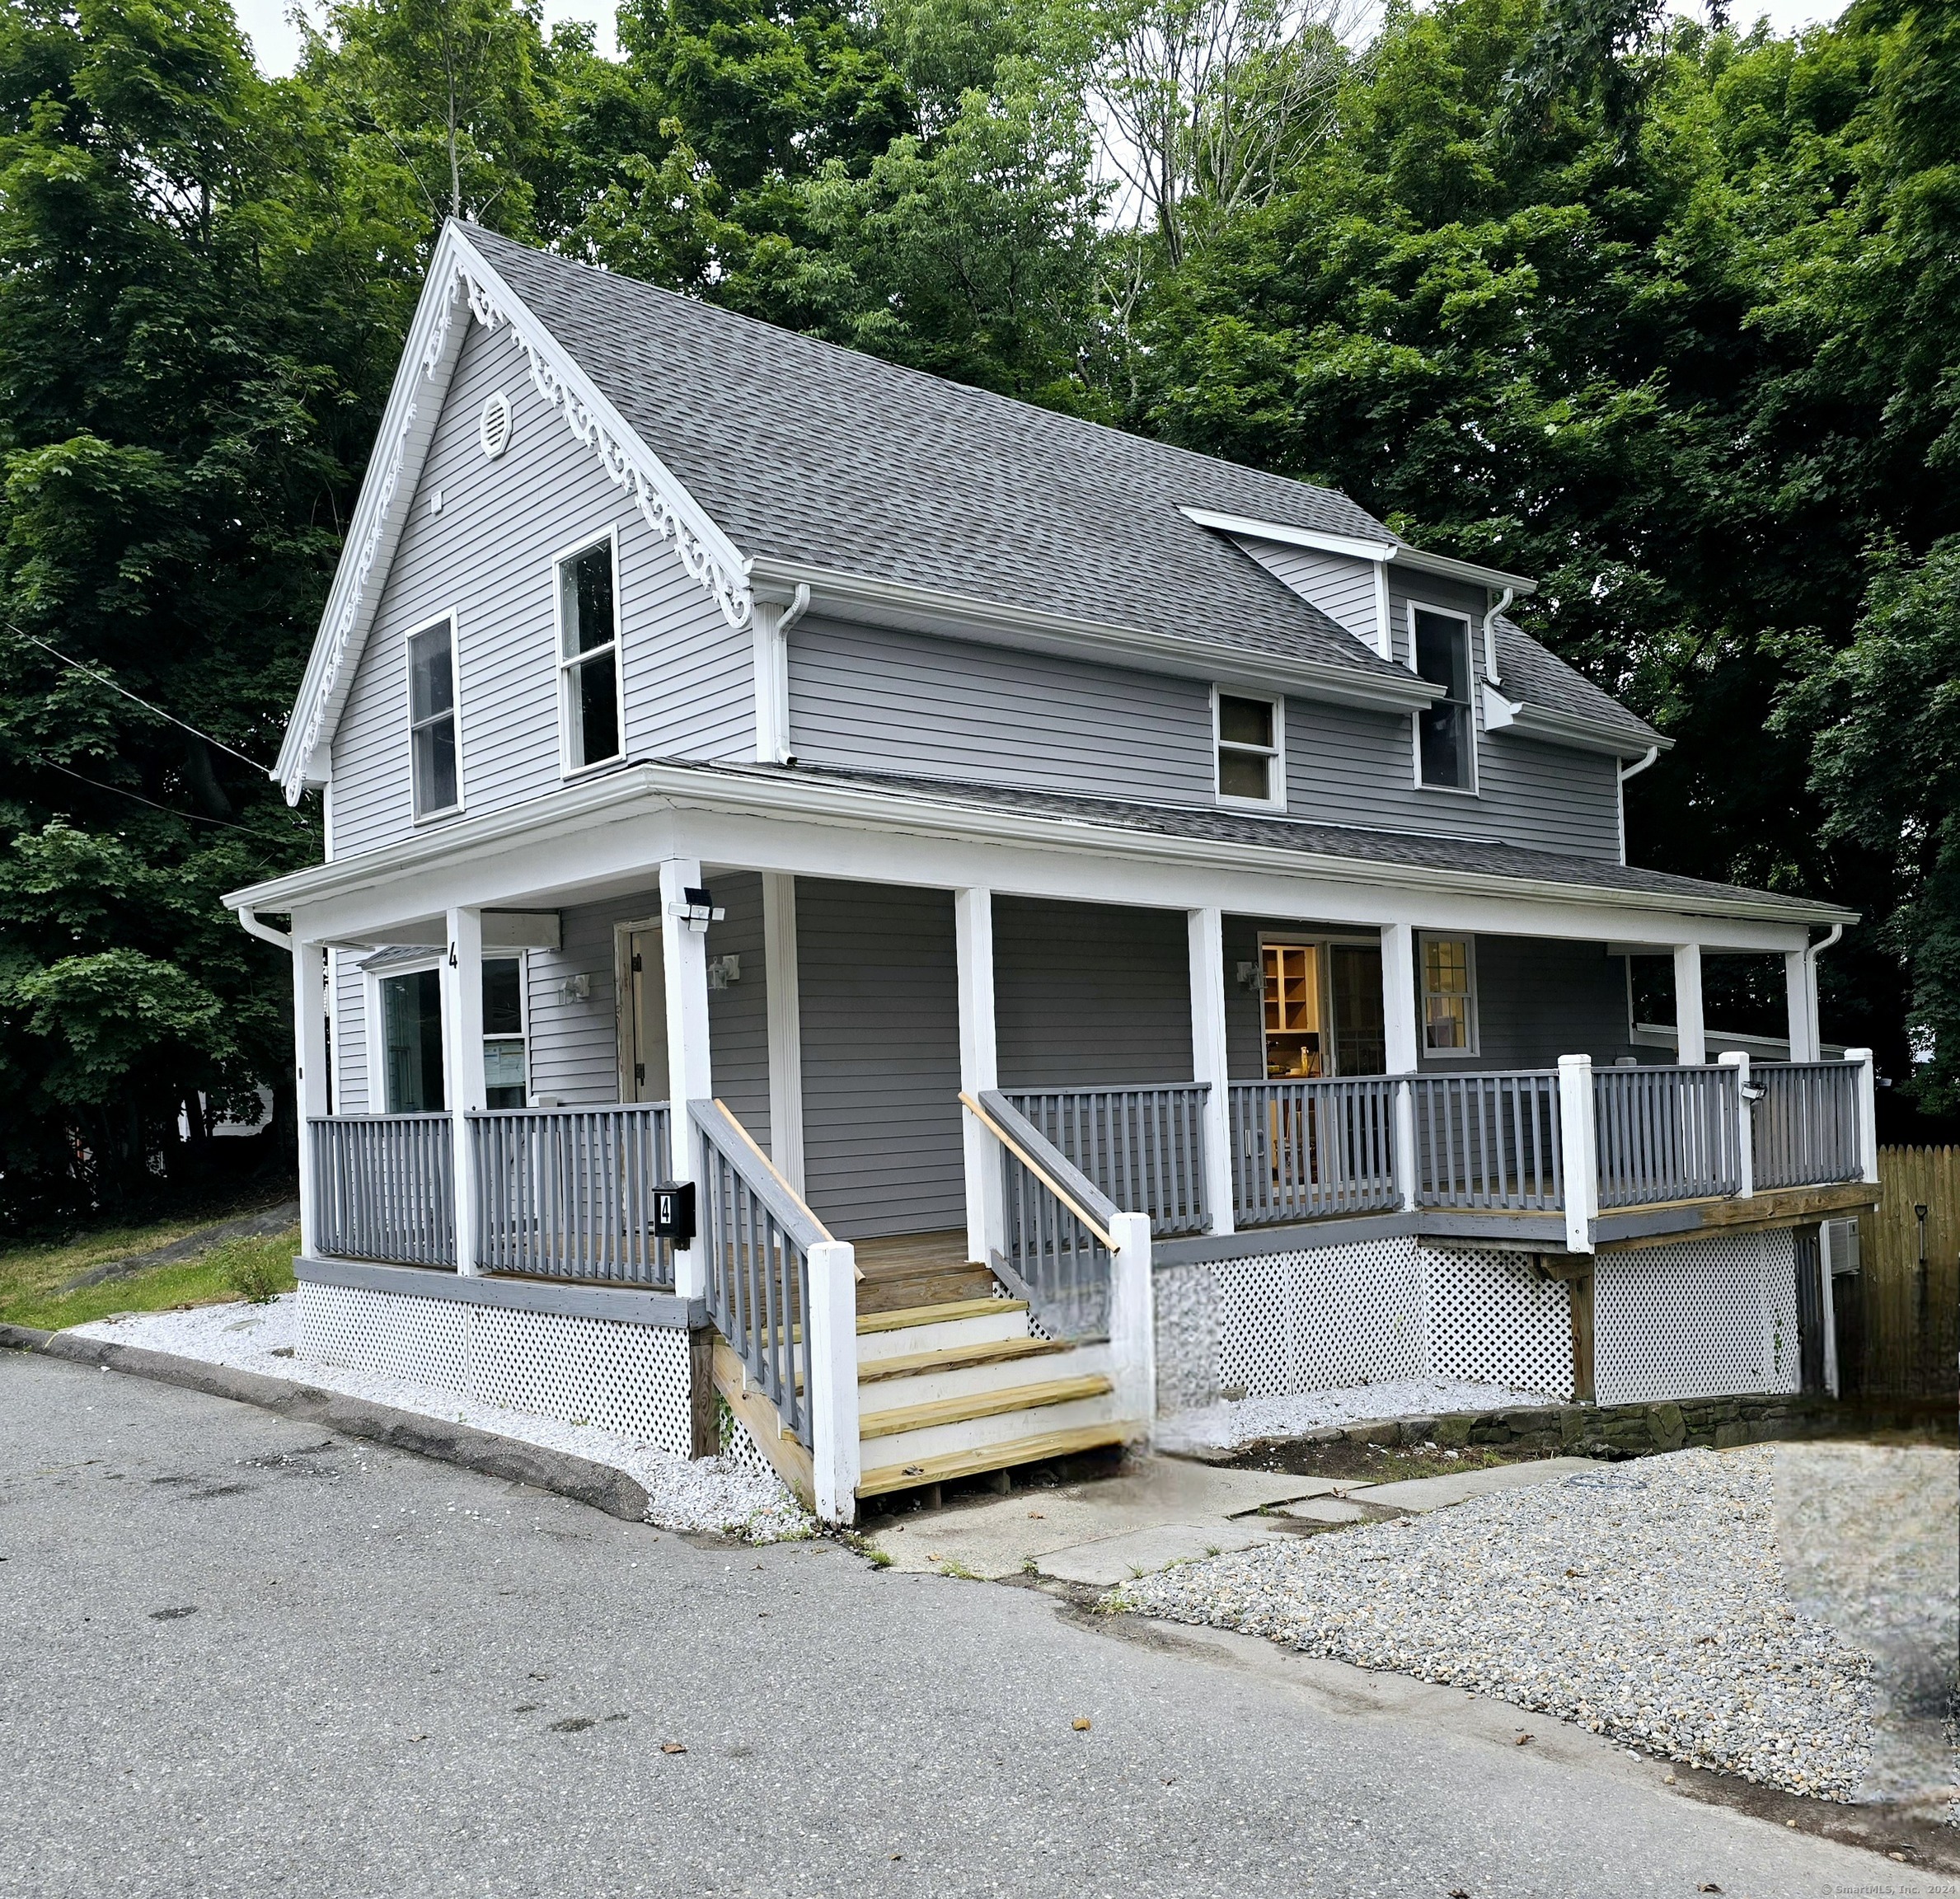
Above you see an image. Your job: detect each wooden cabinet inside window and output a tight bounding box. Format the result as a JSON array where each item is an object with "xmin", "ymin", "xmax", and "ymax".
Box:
[{"xmin": 1263, "ymin": 943, "xmax": 1325, "ymax": 1077}]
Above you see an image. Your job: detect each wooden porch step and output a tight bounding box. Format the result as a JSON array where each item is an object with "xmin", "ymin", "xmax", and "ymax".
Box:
[
  {"xmin": 856, "ymin": 1422, "xmax": 1137, "ymax": 1499},
  {"xmin": 858, "ymin": 1372, "xmax": 1114, "ymax": 1442},
  {"xmin": 854, "ymin": 1261, "xmax": 998, "ymax": 1315},
  {"xmin": 856, "ymin": 1336, "xmax": 1069, "ymax": 1385},
  {"xmin": 857, "ymin": 1296, "xmax": 1026, "ymax": 1336}
]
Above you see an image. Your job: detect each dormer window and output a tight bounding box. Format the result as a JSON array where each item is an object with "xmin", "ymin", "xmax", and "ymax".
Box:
[
  {"xmin": 406, "ymin": 617, "xmax": 460, "ymax": 819},
  {"xmin": 1412, "ymin": 606, "xmax": 1475, "ymax": 791},
  {"xmin": 558, "ymin": 532, "xmax": 622, "ymax": 772},
  {"xmin": 1215, "ymin": 689, "xmax": 1284, "ymax": 809}
]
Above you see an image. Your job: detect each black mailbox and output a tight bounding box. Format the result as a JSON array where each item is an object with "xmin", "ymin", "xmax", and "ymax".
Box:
[{"xmin": 651, "ymin": 1181, "xmax": 696, "ymax": 1247}]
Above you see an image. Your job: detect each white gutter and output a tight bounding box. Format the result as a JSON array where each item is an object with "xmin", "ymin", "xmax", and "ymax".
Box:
[
  {"xmin": 236, "ymin": 907, "xmax": 293, "ymax": 951},
  {"xmin": 1619, "ymin": 745, "xmax": 1660, "ymax": 783},
  {"xmin": 1178, "ymin": 507, "xmax": 1540, "ymax": 595}
]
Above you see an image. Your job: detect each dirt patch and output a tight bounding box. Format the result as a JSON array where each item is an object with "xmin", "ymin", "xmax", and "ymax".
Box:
[{"xmin": 1227, "ymin": 1437, "xmax": 1575, "ymax": 1484}]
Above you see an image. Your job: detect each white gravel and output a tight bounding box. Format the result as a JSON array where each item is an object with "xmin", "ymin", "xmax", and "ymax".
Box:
[
  {"xmin": 1156, "ymin": 1378, "xmax": 1559, "ymax": 1457},
  {"xmin": 1117, "ymin": 1446, "xmax": 1882, "ymax": 1801},
  {"xmin": 71, "ymin": 1297, "xmax": 813, "ymax": 1543}
]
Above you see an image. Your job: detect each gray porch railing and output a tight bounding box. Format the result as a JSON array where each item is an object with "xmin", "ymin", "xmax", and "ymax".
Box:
[
  {"xmin": 1752, "ymin": 1061, "xmax": 1861, "ymax": 1189},
  {"xmin": 1412, "ymin": 1071, "xmax": 1564, "ymax": 1211},
  {"xmin": 1593, "ymin": 1063, "xmax": 1741, "ymax": 1207},
  {"xmin": 1000, "ymin": 1084, "xmax": 1208, "ymax": 1239},
  {"xmin": 468, "ymin": 1104, "xmax": 674, "ymax": 1284},
  {"xmin": 1229, "ymin": 1077, "xmax": 1401, "ymax": 1225},
  {"xmin": 970, "ymin": 1090, "xmax": 1121, "ymax": 1340},
  {"xmin": 309, "ymin": 1114, "xmax": 456, "ymax": 1266},
  {"xmin": 692, "ymin": 1098, "xmax": 822, "ymax": 1449}
]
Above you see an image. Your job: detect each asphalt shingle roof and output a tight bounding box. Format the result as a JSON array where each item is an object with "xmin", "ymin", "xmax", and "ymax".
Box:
[
  {"xmin": 468, "ymin": 230, "xmax": 1658, "ymax": 745},
  {"xmin": 687, "ymin": 761, "xmax": 1850, "ymax": 920}
]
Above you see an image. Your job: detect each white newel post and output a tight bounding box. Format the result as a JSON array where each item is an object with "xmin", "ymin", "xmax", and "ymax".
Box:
[
  {"xmin": 1784, "ymin": 949, "xmax": 1822, "ymax": 1063},
  {"xmin": 444, "ymin": 904, "xmax": 486, "ymax": 1276},
  {"xmin": 660, "ymin": 857, "xmax": 715, "ymax": 1301},
  {"xmin": 1673, "ymin": 944, "xmax": 1706, "ymax": 1065},
  {"xmin": 1845, "ymin": 1047, "xmax": 1879, "ymax": 1184},
  {"xmin": 1108, "ymin": 1211, "xmax": 1156, "ymax": 1429},
  {"xmin": 293, "ymin": 939, "xmax": 330, "ymax": 1258},
  {"xmin": 1719, "ymin": 1049, "xmax": 1755, "ymax": 1198},
  {"xmin": 805, "ymin": 1239, "xmax": 860, "ymax": 1525},
  {"xmin": 1381, "ymin": 922, "xmax": 1419, "ymax": 1209},
  {"xmin": 954, "ymin": 888, "xmax": 1003, "ymax": 1268},
  {"xmin": 1187, "ymin": 907, "xmax": 1236, "ymax": 1236},
  {"xmin": 1557, "ymin": 1054, "xmax": 1598, "ymax": 1255}
]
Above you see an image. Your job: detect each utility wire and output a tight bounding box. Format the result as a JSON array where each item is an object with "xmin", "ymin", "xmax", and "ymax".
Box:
[
  {"xmin": 36, "ymin": 756, "xmax": 268, "ymax": 835},
  {"xmin": 7, "ymin": 625, "xmax": 274, "ymax": 772}
]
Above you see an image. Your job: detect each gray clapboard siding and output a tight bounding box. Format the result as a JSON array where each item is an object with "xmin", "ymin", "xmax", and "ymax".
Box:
[
  {"xmin": 328, "ymin": 316, "xmax": 753, "ymax": 860},
  {"xmin": 994, "ymin": 898, "xmax": 1193, "ymax": 1088},
  {"xmin": 1234, "ymin": 537, "xmax": 1381, "ymax": 651},
  {"xmin": 703, "ymin": 871, "xmax": 771, "ymax": 1146},
  {"xmin": 332, "ymin": 950, "xmax": 369, "ymax": 1114},
  {"xmin": 795, "ymin": 879, "xmax": 965, "ymax": 1240},
  {"xmin": 522, "ymin": 893, "xmax": 655, "ymax": 1105},
  {"xmin": 787, "ymin": 615, "xmax": 1215, "ymax": 804}
]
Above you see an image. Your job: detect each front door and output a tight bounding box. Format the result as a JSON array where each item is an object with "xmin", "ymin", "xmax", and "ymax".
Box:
[
  {"xmin": 1260, "ymin": 941, "xmax": 1387, "ymax": 1077},
  {"xmin": 619, "ymin": 926, "xmax": 671, "ymax": 1103}
]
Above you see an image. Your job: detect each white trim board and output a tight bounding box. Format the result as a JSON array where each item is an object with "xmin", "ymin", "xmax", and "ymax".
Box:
[{"xmin": 275, "ymin": 220, "xmax": 752, "ymax": 804}]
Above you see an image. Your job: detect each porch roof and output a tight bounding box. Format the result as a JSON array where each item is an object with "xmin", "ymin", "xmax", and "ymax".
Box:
[{"xmin": 227, "ymin": 757, "xmax": 1858, "ymax": 933}]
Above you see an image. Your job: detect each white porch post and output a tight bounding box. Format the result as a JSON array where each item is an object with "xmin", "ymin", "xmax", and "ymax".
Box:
[
  {"xmin": 1557, "ymin": 1054, "xmax": 1599, "ymax": 1255},
  {"xmin": 1381, "ymin": 922, "xmax": 1419, "ymax": 1210},
  {"xmin": 762, "ymin": 872, "xmax": 805, "ymax": 1193},
  {"xmin": 444, "ymin": 904, "xmax": 485, "ymax": 1276},
  {"xmin": 805, "ymin": 1238, "xmax": 860, "ymax": 1525},
  {"xmin": 293, "ymin": 938, "xmax": 329, "ymax": 1258},
  {"xmin": 1784, "ymin": 949, "xmax": 1822, "ymax": 1062},
  {"xmin": 1673, "ymin": 944, "xmax": 1706, "ymax": 1064},
  {"xmin": 1845, "ymin": 1046, "xmax": 1880, "ymax": 1184},
  {"xmin": 1718, "ymin": 1049, "xmax": 1755, "ymax": 1198},
  {"xmin": 1187, "ymin": 907, "xmax": 1236, "ymax": 1236},
  {"xmin": 1108, "ymin": 1210, "xmax": 1156, "ymax": 1429},
  {"xmin": 660, "ymin": 857, "xmax": 715, "ymax": 1300},
  {"xmin": 954, "ymin": 887, "xmax": 1003, "ymax": 1267}
]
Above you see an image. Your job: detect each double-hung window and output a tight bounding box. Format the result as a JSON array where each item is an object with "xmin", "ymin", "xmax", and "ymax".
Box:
[
  {"xmin": 1215, "ymin": 691, "xmax": 1284, "ymax": 808},
  {"xmin": 1412, "ymin": 607, "xmax": 1475, "ymax": 790},
  {"xmin": 481, "ymin": 956, "xmax": 528, "ymax": 1109},
  {"xmin": 559, "ymin": 535, "xmax": 621, "ymax": 771},
  {"xmin": 407, "ymin": 619, "xmax": 460, "ymax": 818},
  {"xmin": 376, "ymin": 958, "xmax": 528, "ymax": 1111},
  {"xmin": 1419, "ymin": 933, "xmax": 1478, "ymax": 1054}
]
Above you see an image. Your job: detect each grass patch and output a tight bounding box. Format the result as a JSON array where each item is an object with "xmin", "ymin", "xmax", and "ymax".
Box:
[{"xmin": 0, "ymin": 1212, "xmax": 299, "ymax": 1332}]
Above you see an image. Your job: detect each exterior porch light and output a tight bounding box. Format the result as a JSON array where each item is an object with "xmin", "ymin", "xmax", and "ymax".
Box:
[
  {"xmin": 1234, "ymin": 959, "xmax": 1262, "ymax": 995},
  {"xmin": 707, "ymin": 954, "xmax": 741, "ymax": 991},
  {"xmin": 668, "ymin": 885, "xmax": 725, "ymax": 935}
]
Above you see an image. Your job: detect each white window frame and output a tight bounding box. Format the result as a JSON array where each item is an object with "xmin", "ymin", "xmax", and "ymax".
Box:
[
  {"xmin": 1417, "ymin": 930, "xmax": 1480, "ymax": 1058},
  {"xmin": 402, "ymin": 611, "xmax": 464, "ymax": 823},
  {"xmin": 480, "ymin": 950, "xmax": 532, "ymax": 1109},
  {"xmin": 1212, "ymin": 685, "xmax": 1287, "ymax": 811},
  {"xmin": 1405, "ymin": 600, "xmax": 1479, "ymax": 797},
  {"xmin": 552, "ymin": 523, "xmax": 626, "ymax": 779},
  {"xmin": 363, "ymin": 954, "xmax": 443, "ymax": 1114}
]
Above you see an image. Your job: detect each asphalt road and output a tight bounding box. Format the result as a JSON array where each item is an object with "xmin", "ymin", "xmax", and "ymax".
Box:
[{"xmin": 0, "ymin": 1351, "xmax": 1937, "ymax": 1899}]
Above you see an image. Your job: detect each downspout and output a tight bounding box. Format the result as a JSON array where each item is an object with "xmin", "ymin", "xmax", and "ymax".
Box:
[
  {"xmin": 1615, "ymin": 746, "xmax": 1659, "ymax": 867},
  {"xmin": 1482, "ymin": 585, "xmax": 1514, "ymax": 684},
  {"xmin": 237, "ymin": 907, "xmax": 292, "ymax": 952},
  {"xmin": 757, "ymin": 582, "xmax": 812, "ymax": 764},
  {"xmin": 1808, "ymin": 922, "xmax": 1844, "ymax": 965}
]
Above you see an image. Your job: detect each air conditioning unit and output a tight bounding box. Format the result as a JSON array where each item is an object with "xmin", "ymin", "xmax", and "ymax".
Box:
[{"xmin": 1822, "ymin": 1216, "xmax": 1861, "ymax": 1276}]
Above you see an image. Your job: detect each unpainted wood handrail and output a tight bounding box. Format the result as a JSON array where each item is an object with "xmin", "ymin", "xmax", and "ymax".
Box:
[{"xmin": 959, "ymin": 1090, "xmax": 1118, "ymax": 1250}]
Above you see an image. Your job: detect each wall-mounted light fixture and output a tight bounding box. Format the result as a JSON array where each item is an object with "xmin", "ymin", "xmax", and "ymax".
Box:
[
  {"xmin": 1235, "ymin": 960, "xmax": 1262, "ymax": 996},
  {"xmin": 708, "ymin": 954, "xmax": 741, "ymax": 991},
  {"xmin": 669, "ymin": 886, "xmax": 725, "ymax": 935},
  {"xmin": 560, "ymin": 972, "xmax": 592, "ymax": 1003}
]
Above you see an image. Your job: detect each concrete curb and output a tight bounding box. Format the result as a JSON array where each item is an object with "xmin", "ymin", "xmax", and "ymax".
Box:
[{"xmin": 0, "ymin": 1323, "xmax": 651, "ymax": 1523}]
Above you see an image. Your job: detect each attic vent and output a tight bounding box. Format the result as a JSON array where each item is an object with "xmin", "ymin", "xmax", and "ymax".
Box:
[{"xmin": 479, "ymin": 392, "xmax": 513, "ymax": 461}]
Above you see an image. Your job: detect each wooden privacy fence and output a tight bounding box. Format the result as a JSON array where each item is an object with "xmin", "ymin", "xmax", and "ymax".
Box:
[{"xmin": 1846, "ymin": 1146, "xmax": 1960, "ymax": 1400}]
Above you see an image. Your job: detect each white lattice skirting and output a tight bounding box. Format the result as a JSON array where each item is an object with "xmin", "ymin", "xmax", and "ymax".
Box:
[
  {"xmin": 1593, "ymin": 1230, "xmax": 1801, "ymax": 1406},
  {"xmin": 297, "ymin": 1281, "xmax": 696, "ymax": 1456},
  {"xmin": 1169, "ymin": 1227, "xmax": 1803, "ymax": 1411}
]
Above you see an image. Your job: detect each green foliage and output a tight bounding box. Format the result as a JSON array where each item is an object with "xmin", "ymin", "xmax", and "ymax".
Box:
[{"xmin": 0, "ymin": 1212, "xmax": 299, "ymax": 1329}]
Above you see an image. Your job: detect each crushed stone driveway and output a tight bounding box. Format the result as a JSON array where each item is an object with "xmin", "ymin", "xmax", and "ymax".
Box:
[{"xmin": 0, "ymin": 1352, "xmax": 1939, "ymax": 1899}]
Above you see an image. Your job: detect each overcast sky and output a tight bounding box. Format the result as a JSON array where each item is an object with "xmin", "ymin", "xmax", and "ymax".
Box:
[{"xmin": 231, "ymin": 0, "xmax": 1845, "ymax": 84}]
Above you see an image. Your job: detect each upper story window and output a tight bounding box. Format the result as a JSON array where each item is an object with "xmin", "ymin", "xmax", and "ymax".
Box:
[
  {"xmin": 406, "ymin": 619, "xmax": 460, "ymax": 818},
  {"xmin": 1420, "ymin": 932, "xmax": 1479, "ymax": 1054},
  {"xmin": 558, "ymin": 534, "xmax": 621, "ymax": 772},
  {"xmin": 1215, "ymin": 689, "xmax": 1284, "ymax": 809},
  {"xmin": 1412, "ymin": 606, "xmax": 1475, "ymax": 791}
]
